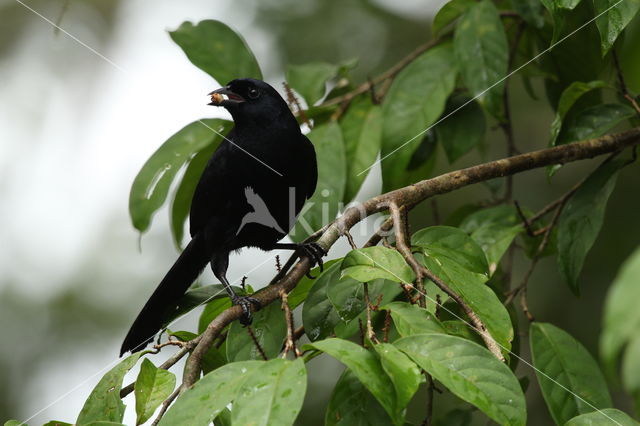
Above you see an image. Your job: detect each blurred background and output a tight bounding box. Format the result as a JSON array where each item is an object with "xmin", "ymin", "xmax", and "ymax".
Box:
[{"xmin": 1, "ymin": 0, "xmax": 639, "ymax": 424}]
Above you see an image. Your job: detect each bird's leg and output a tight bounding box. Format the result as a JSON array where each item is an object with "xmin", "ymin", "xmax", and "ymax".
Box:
[
  {"xmin": 211, "ymin": 252, "xmax": 261, "ymax": 325},
  {"xmin": 271, "ymin": 242, "xmax": 327, "ymax": 278}
]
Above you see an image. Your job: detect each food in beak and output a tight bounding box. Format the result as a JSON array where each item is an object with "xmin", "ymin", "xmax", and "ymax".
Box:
[{"xmin": 210, "ymin": 92, "xmax": 225, "ymax": 105}]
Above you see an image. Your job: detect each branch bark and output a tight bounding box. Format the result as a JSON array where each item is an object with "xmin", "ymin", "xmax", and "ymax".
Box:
[{"xmin": 181, "ymin": 127, "xmax": 640, "ymax": 389}]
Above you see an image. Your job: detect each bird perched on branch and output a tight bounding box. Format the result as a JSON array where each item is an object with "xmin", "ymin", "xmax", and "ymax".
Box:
[{"xmin": 120, "ymin": 78, "xmax": 324, "ymax": 356}]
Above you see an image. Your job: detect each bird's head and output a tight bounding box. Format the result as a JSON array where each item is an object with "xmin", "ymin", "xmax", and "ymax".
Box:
[{"xmin": 208, "ymin": 78, "xmax": 295, "ymax": 127}]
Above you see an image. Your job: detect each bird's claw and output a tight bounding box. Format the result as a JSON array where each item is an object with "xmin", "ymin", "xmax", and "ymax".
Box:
[
  {"xmin": 298, "ymin": 242, "xmax": 327, "ymax": 279},
  {"xmin": 232, "ymin": 295, "xmax": 262, "ymax": 325}
]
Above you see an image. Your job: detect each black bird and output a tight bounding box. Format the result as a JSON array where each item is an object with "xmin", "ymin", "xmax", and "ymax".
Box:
[{"xmin": 120, "ymin": 78, "xmax": 324, "ymax": 356}]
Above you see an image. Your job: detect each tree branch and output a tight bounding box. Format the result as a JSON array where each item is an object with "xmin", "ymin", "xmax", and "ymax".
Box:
[{"xmin": 181, "ymin": 127, "xmax": 640, "ymax": 388}]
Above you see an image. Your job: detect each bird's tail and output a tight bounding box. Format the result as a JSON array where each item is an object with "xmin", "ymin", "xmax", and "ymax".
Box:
[{"xmin": 120, "ymin": 233, "xmax": 209, "ymax": 356}]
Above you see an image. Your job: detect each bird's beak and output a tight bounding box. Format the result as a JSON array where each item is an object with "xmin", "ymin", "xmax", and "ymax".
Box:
[{"xmin": 208, "ymin": 86, "xmax": 245, "ymax": 106}]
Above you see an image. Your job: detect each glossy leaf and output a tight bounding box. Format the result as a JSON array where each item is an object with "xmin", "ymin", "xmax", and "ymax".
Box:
[
  {"xmin": 432, "ymin": 0, "xmax": 476, "ymax": 36},
  {"xmin": 436, "ymin": 95, "xmax": 486, "ymax": 163},
  {"xmin": 381, "ymin": 43, "xmax": 457, "ymax": 192},
  {"xmin": 382, "ymin": 301, "xmax": 445, "ymax": 337},
  {"xmin": 309, "ymin": 338, "xmax": 398, "ymax": 424},
  {"xmin": 159, "ymin": 361, "xmax": 262, "ymax": 425},
  {"xmin": 459, "ymin": 206, "xmax": 523, "ymax": 275},
  {"xmin": 170, "ymin": 142, "xmax": 217, "ymax": 248},
  {"xmin": 162, "ymin": 283, "xmax": 241, "ymax": 328},
  {"xmin": 558, "ymin": 0, "xmax": 583, "ymax": 9},
  {"xmin": 512, "ymin": 0, "xmax": 545, "ymax": 27},
  {"xmin": 565, "ymin": 409, "xmax": 640, "ymax": 425},
  {"xmin": 417, "ymin": 252, "xmax": 513, "ymax": 353},
  {"xmin": 412, "ymin": 226, "xmax": 489, "ymax": 275},
  {"xmin": 549, "ymin": 81, "xmax": 607, "ymax": 147},
  {"xmin": 559, "ymin": 103, "xmax": 636, "ymax": 145},
  {"xmin": 541, "ymin": 0, "xmax": 566, "ymax": 44},
  {"xmin": 340, "ymin": 96, "xmax": 382, "ymax": 202},
  {"xmin": 341, "ymin": 246, "xmax": 415, "ymax": 284},
  {"xmin": 530, "ymin": 322, "xmax": 612, "ymax": 425},
  {"xmin": 226, "ymin": 302, "xmax": 287, "ymax": 361},
  {"xmin": 286, "ymin": 62, "xmax": 338, "ymax": 105},
  {"xmin": 326, "ymin": 274, "xmax": 366, "ymax": 322},
  {"xmin": 134, "ymin": 359, "xmax": 176, "ymax": 425},
  {"xmin": 557, "ymin": 160, "xmax": 622, "ymax": 294},
  {"xmin": 76, "ymin": 353, "xmax": 142, "ymax": 425},
  {"xmin": 231, "ymin": 358, "xmax": 307, "ymax": 426},
  {"xmin": 291, "ymin": 122, "xmax": 346, "ymax": 241},
  {"xmin": 594, "ymin": 0, "xmax": 640, "ymax": 55},
  {"xmin": 302, "ymin": 262, "xmax": 344, "ymax": 341},
  {"xmin": 129, "ymin": 119, "xmax": 231, "ymax": 233},
  {"xmin": 197, "ymin": 298, "xmax": 231, "ymax": 334},
  {"xmin": 454, "ymin": 0, "xmax": 509, "ymax": 119},
  {"xmin": 287, "ymin": 259, "xmax": 341, "ymax": 309},
  {"xmin": 396, "ymin": 334, "xmax": 526, "ymax": 425},
  {"xmin": 374, "ymin": 343, "xmax": 422, "ymax": 416},
  {"xmin": 325, "ymin": 369, "xmax": 391, "ymax": 425},
  {"xmin": 601, "ymin": 247, "xmax": 640, "ymax": 372},
  {"xmin": 169, "ymin": 20, "xmax": 262, "ymax": 84}
]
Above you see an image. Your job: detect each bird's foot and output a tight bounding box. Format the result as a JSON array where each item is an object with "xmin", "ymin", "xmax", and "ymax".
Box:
[
  {"xmin": 298, "ymin": 242, "xmax": 327, "ymax": 279},
  {"xmin": 232, "ymin": 295, "xmax": 262, "ymax": 325}
]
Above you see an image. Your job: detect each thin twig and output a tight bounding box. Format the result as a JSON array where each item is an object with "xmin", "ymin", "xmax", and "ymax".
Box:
[
  {"xmin": 421, "ymin": 266, "xmax": 505, "ymax": 361},
  {"xmin": 389, "ymin": 202, "xmax": 426, "ymax": 308},
  {"xmin": 151, "ymin": 386, "xmax": 181, "ymax": 426},
  {"xmin": 280, "ymin": 290, "xmax": 301, "ymax": 358},
  {"xmin": 363, "ymin": 282, "xmax": 379, "ymax": 344},
  {"xmin": 246, "ymin": 326, "xmax": 268, "ymax": 361},
  {"xmin": 613, "ymin": 49, "xmax": 640, "ymax": 117},
  {"xmin": 383, "ymin": 310, "xmax": 391, "ymax": 343},
  {"xmin": 283, "ymin": 82, "xmax": 312, "ymax": 128},
  {"xmin": 421, "ymin": 374, "xmax": 435, "ymax": 426}
]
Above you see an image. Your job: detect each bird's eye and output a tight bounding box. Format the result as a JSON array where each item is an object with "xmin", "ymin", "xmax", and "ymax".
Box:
[{"xmin": 247, "ymin": 88, "xmax": 260, "ymax": 99}]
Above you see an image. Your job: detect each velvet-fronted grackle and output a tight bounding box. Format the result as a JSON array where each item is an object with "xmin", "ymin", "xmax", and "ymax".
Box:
[{"xmin": 120, "ymin": 78, "xmax": 324, "ymax": 355}]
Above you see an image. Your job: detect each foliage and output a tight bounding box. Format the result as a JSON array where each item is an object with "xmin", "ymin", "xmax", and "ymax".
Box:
[{"xmin": 28, "ymin": 2, "xmax": 640, "ymax": 425}]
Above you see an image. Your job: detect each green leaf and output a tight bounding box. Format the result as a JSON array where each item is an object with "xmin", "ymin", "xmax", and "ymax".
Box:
[
  {"xmin": 325, "ymin": 369, "xmax": 391, "ymax": 425},
  {"xmin": 460, "ymin": 206, "xmax": 523, "ymax": 275},
  {"xmin": 43, "ymin": 422, "xmax": 72, "ymax": 426},
  {"xmin": 226, "ymin": 302, "xmax": 287, "ymax": 361},
  {"xmin": 374, "ymin": 343, "xmax": 422, "ymax": 416},
  {"xmin": 309, "ymin": 338, "xmax": 398, "ymax": 424},
  {"xmin": 511, "ymin": 0, "xmax": 545, "ymax": 27},
  {"xmin": 565, "ymin": 409, "xmax": 640, "ymax": 425},
  {"xmin": 326, "ymin": 274, "xmax": 366, "ymax": 322},
  {"xmin": 381, "ymin": 43, "xmax": 457, "ymax": 192},
  {"xmin": 432, "ymin": 0, "xmax": 476, "ymax": 36},
  {"xmin": 291, "ymin": 122, "xmax": 346, "ymax": 241},
  {"xmin": 170, "ymin": 142, "xmax": 217, "ymax": 248},
  {"xmin": 4, "ymin": 422, "xmax": 27, "ymax": 426},
  {"xmin": 287, "ymin": 259, "xmax": 341, "ymax": 309},
  {"xmin": 557, "ymin": 159, "xmax": 622, "ymax": 294},
  {"xmin": 302, "ymin": 262, "xmax": 344, "ymax": 341},
  {"xmin": 162, "ymin": 283, "xmax": 241, "ymax": 328},
  {"xmin": 416, "ymin": 252, "xmax": 513, "ymax": 353},
  {"xmin": 454, "ymin": 0, "xmax": 509, "ymax": 119},
  {"xmin": 558, "ymin": 103, "xmax": 636, "ymax": 145},
  {"xmin": 340, "ymin": 96, "xmax": 383, "ymax": 202},
  {"xmin": 382, "ymin": 301, "xmax": 446, "ymax": 337},
  {"xmin": 530, "ymin": 323, "xmax": 613, "ymax": 425},
  {"xmin": 341, "ymin": 246, "xmax": 415, "ymax": 283},
  {"xmin": 134, "ymin": 359, "xmax": 176, "ymax": 425},
  {"xmin": 549, "ymin": 81, "xmax": 607, "ymax": 147},
  {"xmin": 77, "ymin": 353, "xmax": 142, "ymax": 425},
  {"xmin": 412, "ymin": 226, "xmax": 489, "ymax": 275},
  {"xmin": 436, "ymin": 95, "xmax": 486, "ymax": 163},
  {"xmin": 622, "ymin": 334, "xmax": 640, "ymax": 407},
  {"xmin": 129, "ymin": 119, "xmax": 231, "ymax": 233},
  {"xmin": 442, "ymin": 320, "xmax": 485, "ymax": 345},
  {"xmin": 286, "ymin": 62, "xmax": 338, "ymax": 105},
  {"xmin": 594, "ymin": 0, "xmax": 640, "ymax": 55},
  {"xmin": 159, "ymin": 361, "xmax": 262, "ymax": 425},
  {"xmin": 601, "ymin": 247, "xmax": 640, "ymax": 373},
  {"xmin": 169, "ymin": 20, "xmax": 261, "ymax": 84},
  {"xmin": 396, "ymin": 334, "xmax": 526, "ymax": 425},
  {"xmin": 231, "ymin": 358, "xmax": 307, "ymax": 426},
  {"xmin": 541, "ymin": 0, "xmax": 566, "ymax": 44},
  {"xmin": 198, "ymin": 297, "xmax": 232, "ymax": 334},
  {"xmin": 559, "ymin": 0, "xmax": 583, "ymax": 9}
]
